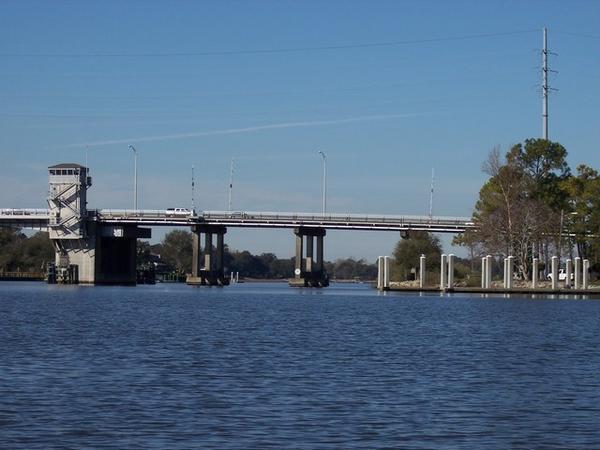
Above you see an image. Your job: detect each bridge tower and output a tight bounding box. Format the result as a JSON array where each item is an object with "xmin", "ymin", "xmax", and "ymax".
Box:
[{"xmin": 47, "ymin": 163, "xmax": 150, "ymax": 284}]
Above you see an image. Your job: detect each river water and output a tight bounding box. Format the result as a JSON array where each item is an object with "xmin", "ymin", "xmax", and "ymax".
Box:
[{"xmin": 1, "ymin": 281, "xmax": 599, "ymax": 449}]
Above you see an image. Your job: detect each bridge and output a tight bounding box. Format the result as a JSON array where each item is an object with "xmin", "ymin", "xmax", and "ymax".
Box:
[{"xmin": 0, "ymin": 163, "xmax": 474, "ymax": 287}]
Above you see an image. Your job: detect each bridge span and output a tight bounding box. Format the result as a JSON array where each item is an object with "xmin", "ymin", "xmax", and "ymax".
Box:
[
  {"xmin": 0, "ymin": 163, "xmax": 474, "ymax": 287},
  {"xmin": 1, "ymin": 208, "xmax": 473, "ymax": 233}
]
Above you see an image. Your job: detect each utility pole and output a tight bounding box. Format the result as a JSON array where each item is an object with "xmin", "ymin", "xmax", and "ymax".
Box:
[
  {"xmin": 318, "ymin": 150, "xmax": 327, "ymax": 215},
  {"xmin": 191, "ymin": 164, "xmax": 195, "ymax": 214},
  {"xmin": 128, "ymin": 145, "xmax": 138, "ymax": 210},
  {"xmin": 228, "ymin": 158, "xmax": 234, "ymax": 213},
  {"xmin": 542, "ymin": 27, "xmax": 549, "ymax": 140}
]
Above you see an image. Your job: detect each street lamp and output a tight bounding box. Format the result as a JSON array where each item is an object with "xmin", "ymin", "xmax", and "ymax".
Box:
[
  {"xmin": 128, "ymin": 145, "xmax": 138, "ymax": 210},
  {"xmin": 318, "ymin": 150, "xmax": 327, "ymax": 215}
]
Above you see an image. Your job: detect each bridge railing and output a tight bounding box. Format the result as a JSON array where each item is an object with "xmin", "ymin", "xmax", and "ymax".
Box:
[{"xmin": 0, "ymin": 208, "xmax": 50, "ymax": 217}]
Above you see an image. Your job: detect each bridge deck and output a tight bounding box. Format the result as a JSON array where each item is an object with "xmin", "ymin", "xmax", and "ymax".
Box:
[{"xmin": 0, "ymin": 208, "xmax": 474, "ymax": 233}]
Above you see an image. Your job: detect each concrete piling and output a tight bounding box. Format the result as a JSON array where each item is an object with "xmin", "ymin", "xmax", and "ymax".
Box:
[
  {"xmin": 507, "ymin": 256, "xmax": 514, "ymax": 289},
  {"xmin": 485, "ymin": 255, "xmax": 492, "ymax": 289},
  {"xmin": 503, "ymin": 258, "xmax": 508, "ymax": 289},
  {"xmin": 532, "ymin": 258, "xmax": 539, "ymax": 289},
  {"xmin": 384, "ymin": 256, "xmax": 390, "ymax": 290},
  {"xmin": 565, "ymin": 258, "xmax": 572, "ymax": 288},
  {"xmin": 551, "ymin": 256, "xmax": 558, "ymax": 290},
  {"xmin": 447, "ymin": 254, "xmax": 454, "ymax": 289},
  {"xmin": 440, "ymin": 254, "xmax": 447, "ymax": 290},
  {"xmin": 419, "ymin": 254, "xmax": 426, "ymax": 288},
  {"xmin": 583, "ymin": 259, "xmax": 589, "ymax": 290},
  {"xmin": 481, "ymin": 257, "xmax": 487, "ymax": 289},
  {"xmin": 574, "ymin": 257, "xmax": 581, "ymax": 290}
]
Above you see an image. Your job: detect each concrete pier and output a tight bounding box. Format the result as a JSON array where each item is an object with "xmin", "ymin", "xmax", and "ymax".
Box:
[
  {"xmin": 574, "ymin": 257, "xmax": 581, "ymax": 290},
  {"xmin": 551, "ymin": 256, "xmax": 558, "ymax": 290},
  {"xmin": 566, "ymin": 258, "xmax": 572, "ymax": 288},
  {"xmin": 485, "ymin": 255, "xmax": 492, "ymax": 289},
  {"xmin": 440, "ymin": 254, "xmax": 447, "ymax": 290},
  {"xmin": 419, "ymin": 254, "xmax": 426, "ymax": 288},
  {"xmin": 447, "ymin": 254, "xmax": 454, "ymax": 289},
  {"xmin": 507, "ymin": 256, "xmax": 514, "ymax": 289},
  {"xmin": 583, "ymin": 259, "xmax": 590, "ymax": 289},
  {"xmin": 187, "ymin": 225, "xmax": 229, "ymax": 286},
  {"xmin": 532, "ymin": 258, "xmax": 539, "ymax": 289},
  {"xmin": 289, "ymin": 227, "xmax": 328, "ymax": 287},
  {"xmin": 481, "ymin": 257, "xmax": 486, "ymax": 289}
]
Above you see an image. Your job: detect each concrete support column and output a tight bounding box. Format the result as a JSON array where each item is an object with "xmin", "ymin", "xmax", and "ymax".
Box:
[
  {"xmin": 204, "ymin": 232, "xmax": 213, "ymax": 272},
  {"xmin": 447, "ymin": 254, "xmax": 454, "ymax": 289},
  {"xmin": 507, "ymin": 256, "xmax": 514, "ymax": 289},
  {"xmin": 191, "ymin": 229, "xmax": 202, "ymax": 278},
  {"xmin": 574, "ymin": 257, "xmax": 581, "ymax": 290},
  {"xmin": 295, "ymin": 234, "xmax": 304, "ymax": 278},
  {"xmin": 485, "ymin": 255, "xmax": 492, "ymax": 289},
  {"xmin": 532, "ymin": 257, "xmax": 539, "ymax": 289},
  {"xmin": 551, "ymin": 256, "xmax": 559, "ymax": 290},
  {"xmin": 481, "ymin": 257, "xmax": 487, "ymax": 288},
  {"xmin": 419, "ymin": 254, "xmax": 426, "ymax": 288},
  {"xmin": 583, "ymin": 259, "xmax": 590, "ymax": 290},
  {"xmin": 440, "ymin": 254, "xmax": 447, "ymax": 290},
  {"xmin": 216, "ymin": 233, "xmax": 225, "ymax": 278},
  {"xmin": 565, "ymin": 258, "xmax": 572, "ymax": 288},
  {"xmin": 316, "ymin": 235, "xmax": 324, "ymax": 274},
  {"xmin": 305, "ymin": 235, "xmax": 314, "ymax": 273}
]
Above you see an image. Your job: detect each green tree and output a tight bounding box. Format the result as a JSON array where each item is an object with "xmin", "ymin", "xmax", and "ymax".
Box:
[
  {"xmin": 160, "ymin": 230, "xmax": 193, "ymax": 273},
  {"xmin": 392, "ymin": 231, "xmax": 442, "ymax": 280}
]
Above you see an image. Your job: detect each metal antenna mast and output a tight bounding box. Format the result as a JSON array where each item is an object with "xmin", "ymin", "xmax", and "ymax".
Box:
[
  {"xmin": 228, "ymin": 158, "xmax": 234, "ymax": 212},
  {"xmin": 429, "ymin": 168, "xmax": 435, "ymax": 221}
]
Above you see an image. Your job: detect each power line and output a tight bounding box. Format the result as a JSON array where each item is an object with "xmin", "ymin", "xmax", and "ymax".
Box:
[{"xmin": 0, "ymin": 30, "xmax": 538, "ymax": 58}]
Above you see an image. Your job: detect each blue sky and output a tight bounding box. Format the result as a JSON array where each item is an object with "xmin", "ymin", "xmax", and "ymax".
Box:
[{"xmin": 1, "ymin": 0, "xmax": 599, "ymax": 261}]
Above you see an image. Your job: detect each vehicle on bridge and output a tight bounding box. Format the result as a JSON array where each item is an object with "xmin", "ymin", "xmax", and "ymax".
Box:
[{"xmin": 166, "ymin": 207, "xmax": 193, "ymax": 217}]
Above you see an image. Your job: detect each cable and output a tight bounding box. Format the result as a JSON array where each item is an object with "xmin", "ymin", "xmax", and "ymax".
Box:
[{"xmin": 0, "ymin": 30, "xmax": 538, "ymax": 58}]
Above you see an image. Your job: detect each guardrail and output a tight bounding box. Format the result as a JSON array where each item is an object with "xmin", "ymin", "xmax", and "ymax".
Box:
[{"xmin": 0, "ymin": 208, "xmax": 50, "ymax": 217}]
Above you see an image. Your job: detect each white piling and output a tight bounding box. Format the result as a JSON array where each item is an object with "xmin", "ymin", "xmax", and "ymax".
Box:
[
  {"xmin": 447, "ymin": 254, "xmax": 454, "ymax": 289},
  {"xmin": 377, "ymin": 256, "xmax": 384, "ymax": 290},
  {"xmin": 503, "ymin": 257, "xmax": 508, "ymax": 289},
  {"xmin": 551, "ymin": 256, "xmax": 558, "ymax": 290},
  {"xmin": 440, "ymin": 254, "xmax": 447, "ymax": 290},
  {"xmin": 574, "ymin": 257, "xmax": 581, "ymax": 290},
  {"xmin": 583, "ymin": 259, "xmax": 589, "ymax": 290},
  {"xmin": 383, "ymin": 256, "xmax": 391, "ymax": 289},
  {"xmin": 507, "ymin": 256, "xmax": 514, "ymax": 289},
  {"xmin": 532, "ymin": 258, "xmax": 539, "ymax": 289},
  {"xmin": 419, "ymin": 254, "xmax": 426, "ymax": 288},
  {"xmin": 481, "ymin": 257, "xmax": 487, "ymax": 289},
  {"xmin": 565, "ymin": 259, "xmax": 572, "ymax": 288},
  {"xmin": 485, "ymin": 255, "xmax": 493, "ymax": 289}
]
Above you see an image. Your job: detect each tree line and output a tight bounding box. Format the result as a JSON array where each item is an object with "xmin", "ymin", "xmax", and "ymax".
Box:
[
  {"xmin": 139, "ymin": 229, "xmax": 378, "ymax": 280},
  {"xmin": 456, "ymin": 138, "xmax": 599, "ymax": 280}
]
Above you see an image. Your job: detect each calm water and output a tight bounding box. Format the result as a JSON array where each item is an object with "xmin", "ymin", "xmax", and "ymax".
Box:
[{"xmin": 1, "ymin": 282, "xmax": 600, "ymax": 449}]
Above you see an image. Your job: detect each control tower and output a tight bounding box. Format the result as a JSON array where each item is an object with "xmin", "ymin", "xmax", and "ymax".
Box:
[{"xmin": 47, "ymin": 163, "xmax": 149, "ymax": 284}]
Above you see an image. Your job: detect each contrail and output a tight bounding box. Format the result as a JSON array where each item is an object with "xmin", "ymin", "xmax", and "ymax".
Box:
[{"xmin": 67, "ymin": 113, "xmax": 426, "ymax": 148}]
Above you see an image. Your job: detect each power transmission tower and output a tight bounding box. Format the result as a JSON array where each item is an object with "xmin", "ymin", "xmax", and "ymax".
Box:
[{"xmin": 542, "ymin": 27, "xmax": 558, "ymax": 140}]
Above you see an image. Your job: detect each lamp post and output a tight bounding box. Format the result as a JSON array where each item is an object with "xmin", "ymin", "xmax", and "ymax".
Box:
[
  {"xmin": 318, "ymin": 150, "xmax": 327, "ymax": 215},
  {"xmin": 128, "ymin": 145, "xmax": 138, "ymax": 210}
]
